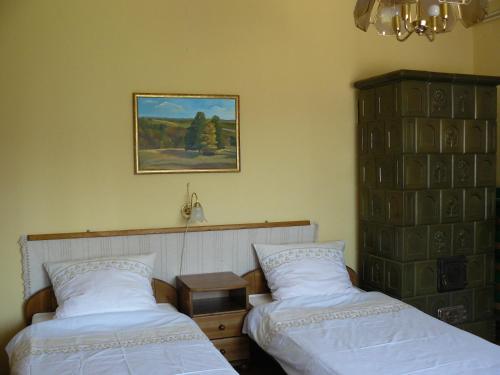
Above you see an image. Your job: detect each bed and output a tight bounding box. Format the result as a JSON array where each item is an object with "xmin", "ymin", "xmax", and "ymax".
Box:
[
  {"xmin": 8, "ymin": 220, "xmax": 317, "ymax": 375},
  {"xmin": 242, "ymin": 267, "xmax": 500, "ymax": 375},
  {"xmin": 7, "ymin": 277, "xmax": 238, "ymax": 375}
]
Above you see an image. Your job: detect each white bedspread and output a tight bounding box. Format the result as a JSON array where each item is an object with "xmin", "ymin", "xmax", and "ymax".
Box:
[
  {"xmin": 244, "ymin": 291, "xmax": 500, "ymax": 375},
  {"xmin": 7, "ymin": 308, "xmax": 237, "ymax": 375}
]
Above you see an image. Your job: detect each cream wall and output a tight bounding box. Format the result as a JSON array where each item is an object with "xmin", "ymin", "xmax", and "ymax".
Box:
[
  {"xmin": 0, "ymin": 0, "xmax": 479, "ymax": 371},
  {"xmin": 472, "ymin": 18, "xmax": 500, "ymax": 184}
]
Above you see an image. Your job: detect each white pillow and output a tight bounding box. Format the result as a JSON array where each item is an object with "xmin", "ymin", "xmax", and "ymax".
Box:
[
  {"xmin": 44, "ymin": 253, "xmax": 157, "ymax": 319},
  {"xmin": 253, "ymin": 241, "xmax": 354, "ymax": 301},
  {"xmin": 248, "ymin": 293, "xmax": 273, "ymax": 308}
]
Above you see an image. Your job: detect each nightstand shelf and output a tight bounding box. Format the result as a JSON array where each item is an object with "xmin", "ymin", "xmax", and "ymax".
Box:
[
  {"xmin": 176, "ymin": 272, "xmax": 250, "ymax": 366},
  {"xmin": 193, "ymin": 296, "xmax": 247, "ymax": 316}
]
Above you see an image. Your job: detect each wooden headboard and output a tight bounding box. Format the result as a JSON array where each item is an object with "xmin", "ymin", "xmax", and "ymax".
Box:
[
  {"xmin": 22, "ymin": 220, "xmax": 317, "ymax": 324},
  {"xmin": 241, "ymin": 266, "xmax": 359, "ymax": 295},
  {"xmin": 22, "ymin": 220, "xmax": 315, "ymax": 300},
  {"xmin": 24, "ymin": 278, "xmax": 177, "ymax": 325}
]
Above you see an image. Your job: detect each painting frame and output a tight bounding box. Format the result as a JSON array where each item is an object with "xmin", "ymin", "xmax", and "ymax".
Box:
[{"xmin": 133, "ymin": 93, "xmax": 240, "ymax": 174}]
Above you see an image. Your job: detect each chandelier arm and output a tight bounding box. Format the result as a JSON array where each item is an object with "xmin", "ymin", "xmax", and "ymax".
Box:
[
  {"xmin": 425, "ymin": 31, "xmax": 436, "ymax": 42},
  {"xmin": 403, "ymin": 19, "xmax": 414, "ymax": 33},
  {"xmin": 442, "ymin": 18, "xmax": 448, "ymax": 32},
  {"xmin": 396, "ymin": 30, "xmax": 413, "ymax": 42}
]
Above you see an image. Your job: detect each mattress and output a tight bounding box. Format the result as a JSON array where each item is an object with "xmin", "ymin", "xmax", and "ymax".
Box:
[
  {"xmin": 244, "ymin": 291, "xmax": 500, "ymax": 375},
  {"xmin": 8, "ymin": 308, "xmax": 238, "ymax": 375}
]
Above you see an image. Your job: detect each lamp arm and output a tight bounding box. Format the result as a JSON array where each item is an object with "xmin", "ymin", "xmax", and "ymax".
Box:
[
  {"xmin": 180, "ymin": 183, "xmax": 205, "ymax": 222},
  {"xmin": 190, "ymin": 192, "xmax": 199, "ymax": 207}
]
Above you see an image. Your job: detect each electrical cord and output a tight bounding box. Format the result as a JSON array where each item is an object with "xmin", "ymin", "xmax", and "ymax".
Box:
[{"xmin": 179, "ymin": 219, "xmax": 190, "ymax": 275}]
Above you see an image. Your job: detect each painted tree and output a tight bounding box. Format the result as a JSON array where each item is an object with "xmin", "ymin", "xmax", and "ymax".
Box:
[
  {"xmin": 212, "ymin": 115, "xmax": 225, "ymax": 149},
  {"xmin": 184, "ymin": 112, "xmax": 206, "ymax": 150},
  {"xmin": 199, "ymin": 121, "xmax": 218, "ymax": 155}
]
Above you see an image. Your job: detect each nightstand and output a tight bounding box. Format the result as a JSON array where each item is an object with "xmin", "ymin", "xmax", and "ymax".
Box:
[{"xmin": 176, "ymin": 272, "xmax": 250, "ymax": 366}]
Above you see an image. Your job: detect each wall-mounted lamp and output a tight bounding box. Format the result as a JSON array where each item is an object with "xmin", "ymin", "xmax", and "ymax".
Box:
[{"xmin": 180, "ymin": 183, "xmax": 206, "ymax": 224}]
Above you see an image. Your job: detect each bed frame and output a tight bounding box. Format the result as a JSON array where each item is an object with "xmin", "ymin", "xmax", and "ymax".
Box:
[
  {"xmin": 24, "ymin": 278, "xmax": 177, "ymax": 325},
  {"xmin": 242, "ymin": 266, "xmax": 359, "ymax": 294}
]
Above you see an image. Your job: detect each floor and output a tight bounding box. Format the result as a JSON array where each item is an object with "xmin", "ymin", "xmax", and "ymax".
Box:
[{"xmin": 235, "ymin": 341, "xmax": 288, "ymax": 374}]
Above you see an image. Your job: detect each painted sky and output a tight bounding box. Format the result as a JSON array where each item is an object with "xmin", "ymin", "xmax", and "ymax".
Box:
[{"xmin": 138, "ymin": 97, "xmax": 237, "ymax": 120}]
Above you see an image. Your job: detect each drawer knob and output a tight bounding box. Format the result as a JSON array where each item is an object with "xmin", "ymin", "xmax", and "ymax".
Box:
[
  {"xmin": 218, "ymin": 324, "xmax": 226, "ymax": 331},
  {"xmin": 220, "ymin": 349, "xmax": 226, "ymax": 355}
]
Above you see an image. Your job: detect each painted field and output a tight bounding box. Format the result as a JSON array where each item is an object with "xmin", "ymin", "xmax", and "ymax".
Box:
[{"xmin": 139, "ymin": 146, "xmax": 238, "ymax": 170}]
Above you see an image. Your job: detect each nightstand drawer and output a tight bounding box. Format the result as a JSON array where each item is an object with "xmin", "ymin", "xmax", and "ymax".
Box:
[
  {"xmin": 212, "ymin": 337, "xmax": 249, "ymax": 362},
  {"xmin": 194, "ymin": 311, "xmax": 246, "ymax": 339}
]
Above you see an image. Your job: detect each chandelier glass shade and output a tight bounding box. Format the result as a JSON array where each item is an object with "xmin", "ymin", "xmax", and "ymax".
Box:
[{"xmin": 354, "ymin": 0, "xmax": 488, "ymax": 41}]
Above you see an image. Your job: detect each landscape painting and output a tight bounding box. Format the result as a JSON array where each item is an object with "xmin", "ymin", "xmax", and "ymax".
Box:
[{"xmin": 134, "ymin": 94, "xmax": 240, "ymax": 174}]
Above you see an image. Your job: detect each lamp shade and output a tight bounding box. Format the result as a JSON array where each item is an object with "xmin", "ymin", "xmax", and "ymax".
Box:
[
  {"xmin": 374, "ymin": 3, "xmax": 399, "ymax": 35},
  {"xmin": 188, "ymin": 203, "xmax": 206, "ymax": 224}
]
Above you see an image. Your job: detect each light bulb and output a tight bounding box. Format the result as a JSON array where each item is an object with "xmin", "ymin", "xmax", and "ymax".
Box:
[
  {"xmin": 428, "ymin": 4, "xmax": 440, "ymax": 16},
  {"xmin": 420, "ymin": 0, "xmax": 457, "ymax": 32}
]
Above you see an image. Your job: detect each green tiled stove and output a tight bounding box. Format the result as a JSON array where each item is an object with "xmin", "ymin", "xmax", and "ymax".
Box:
[
  {"xmin": 496, "ymin": 188, "xmax": 500, "ymax": 342},
  {"xmin": 355, "ymin": 70, "xmax": 500, "ymax": 341}
]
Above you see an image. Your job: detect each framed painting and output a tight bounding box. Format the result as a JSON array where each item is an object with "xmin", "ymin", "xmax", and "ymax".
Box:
[{"xmin": 133, "ymin": 93, "xmax": 240, "ymax": 174}]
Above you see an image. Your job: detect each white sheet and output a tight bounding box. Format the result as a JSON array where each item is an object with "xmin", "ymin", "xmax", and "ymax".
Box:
[
  {"xmin": 244, "ymin": 291, "xmax": 500, "ymax": 375},
  {"xmin": 7, "ymin": 308, "xmax": 237, "ymax": 375}
]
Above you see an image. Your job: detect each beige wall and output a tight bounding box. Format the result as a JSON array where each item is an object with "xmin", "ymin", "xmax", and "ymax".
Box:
[
  {"xmin": 473, "ymin": 18, "xmax": 500, "ymax": 184},
  {"xmin": 0, "ymin": 0, "xmax": 481, "ymax": 370}
]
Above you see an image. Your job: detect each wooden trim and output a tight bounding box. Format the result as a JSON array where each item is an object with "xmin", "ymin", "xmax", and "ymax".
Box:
[
  {"xmin": 242, "ymin": 266, "xmax": 359, "ymax": 295},
  {"xmin": 485, "ymin": 9, "xmax": 500, "ymax": 22},
  {"xmin": 24, "ymin": 278, "xmax": 177, "ymax": 325},
  {"xmin": 354, "ymin": 69, "xmax": 500, "ymax": 89},
  {"xmin": 24, "ymin": 286, "xmax": 57, "ymax": 326},
  {"xmin": 27, "ymin": 220, "xmax": 312, "ymax": 241}
]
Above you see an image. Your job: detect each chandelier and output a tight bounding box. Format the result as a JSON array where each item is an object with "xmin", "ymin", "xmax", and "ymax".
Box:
[{"xmin": 354, "ymin": 0, "xmax": 488, "ymax": 41}]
